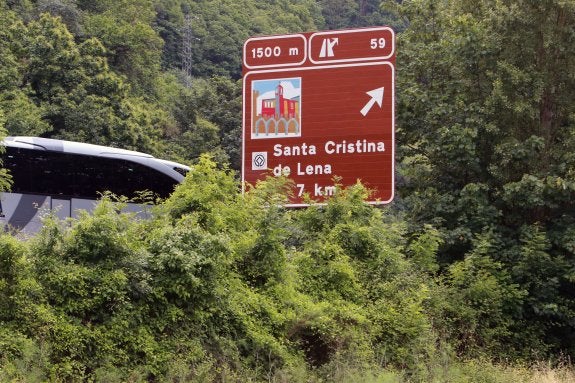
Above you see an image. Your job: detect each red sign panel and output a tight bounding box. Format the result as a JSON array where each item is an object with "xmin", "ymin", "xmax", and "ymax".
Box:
[{"xmin": 242, "ymin": 27, "xmax": 395, "ymax": 206}]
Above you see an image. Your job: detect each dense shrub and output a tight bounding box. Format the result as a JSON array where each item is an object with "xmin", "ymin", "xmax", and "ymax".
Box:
[{"xmin": 0, "ymin": 158, "xmax": 572, "ymax": 382}]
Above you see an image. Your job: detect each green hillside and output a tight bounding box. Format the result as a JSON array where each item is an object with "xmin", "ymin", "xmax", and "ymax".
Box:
[{"xmin": 1, "ymin": 0, "xmax": 574, "ymax": 381}]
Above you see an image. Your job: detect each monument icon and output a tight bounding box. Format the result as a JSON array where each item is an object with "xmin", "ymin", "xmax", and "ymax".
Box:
[{"xmin": 251, "ymin": 78, "xmax": 301, "ymax": 139}]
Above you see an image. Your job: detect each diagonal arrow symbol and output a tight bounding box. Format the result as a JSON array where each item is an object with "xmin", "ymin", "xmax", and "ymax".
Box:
[{"xmin": 360, "ymin": 87, "xmax": 384, "ymax": 116}]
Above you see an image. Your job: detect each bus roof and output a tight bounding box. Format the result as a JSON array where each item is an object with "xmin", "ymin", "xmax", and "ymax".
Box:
[{"xmin": 3, "ymin": 136, "xmax": 155, "ymax": 158}]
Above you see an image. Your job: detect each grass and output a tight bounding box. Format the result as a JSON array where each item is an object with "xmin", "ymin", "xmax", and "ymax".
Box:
[
  {"xmin": 529, "ymin": 361, "xmax": 575, "ymax": 383},
  {"xmin": 308, "ymin": 359, "xmax": 575, "ymax": 383},
  {"xmin": 2, "ymin": 353, "xmax": 574, "ymax": 382}
]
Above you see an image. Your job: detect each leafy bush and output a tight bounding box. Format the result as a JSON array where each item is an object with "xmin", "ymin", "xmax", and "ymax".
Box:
[{"xmin": 0, "ymin": 158, "xmax": 572, "ymax": 381}]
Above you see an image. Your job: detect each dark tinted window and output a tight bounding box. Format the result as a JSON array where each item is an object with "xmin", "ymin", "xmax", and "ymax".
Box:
[{"xmin": 3, "ymin": 147, "xmax": 178, "ymax": 199}]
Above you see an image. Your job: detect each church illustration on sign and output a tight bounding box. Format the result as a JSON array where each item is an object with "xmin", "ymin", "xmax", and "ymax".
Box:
[{"xmin": 252, "ymin": 78, "xmax": 301, "ymax": 139}]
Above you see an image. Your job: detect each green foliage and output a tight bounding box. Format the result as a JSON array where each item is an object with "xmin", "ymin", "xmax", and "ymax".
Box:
[
  {"xmin": 0, "ymin": 12, "xmax": 161, "ymax": 153},
  {"xmin": 0, "ymin": 0, "xmax": 324, "ymax": 168},
  {"xmin": 0, "ymin": 109, "xmax": 13, "ymax": 191},
  {"xmin": 2, "ymin": 0, "xmax": 575, "ymax": 379},
  {"xmin": 82, "ymin": 0, "xmax": 162, "ymax": 92},
  {"xmin": 191, "ymin": 76, "xmax": 243, "ymax": 168},
  {"xmin": 0, "ymin": 159, "xmax": 426, "ymax": 380},
  {"xmin": 0, "ymin": 235, "xmax": 27, "ymax": 322},
  {"xmin": 1, "ymin": 90, "xmax": 51, "ymax": 137},
  {"xmin": 161, "ymin": 155, "xmax": 237, "ymax": 224},
  {"xmin": 176, "ymin": 0, "xmax": 321, "ymax": 79},
  {"xmin": 387, "ymin": 0, "xmax": 575, "ymax": 358},
  {"xmin": 408, "ymin": 224, "xmax": 442, "ymax": 274},
  {"xmin": 1, "ymin": 155, "xmax": 575, "ymax": 380},
  {"xmin": 438, "ymin": 251, "xmax": 525, "ymax": 357},
  {"xmin": 319, "ymin": 0, "xmax": 398, "ymax": 30}
]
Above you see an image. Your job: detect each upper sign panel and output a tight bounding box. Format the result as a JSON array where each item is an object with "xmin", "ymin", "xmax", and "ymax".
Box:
[
  {"xmin": 244, "ymin": 34, "xmax": 307, "ymax": 69},
  {"xmin": 309, "ymin": 27, "xmax": 395, "ymax": 64},
  {"xmin": 243, "ymin": 27, "xmax": 395, "ymax": 69}
]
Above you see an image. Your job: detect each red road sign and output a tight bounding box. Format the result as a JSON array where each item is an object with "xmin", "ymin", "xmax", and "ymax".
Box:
[{"xmin": 242, "ymin": 27, "xmax": 395, "ymax": 206}]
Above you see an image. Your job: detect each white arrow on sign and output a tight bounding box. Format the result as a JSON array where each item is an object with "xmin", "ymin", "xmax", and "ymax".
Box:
[{"xmin": 360, "ymin": 87, "xmax": 384, "ymax": 116}]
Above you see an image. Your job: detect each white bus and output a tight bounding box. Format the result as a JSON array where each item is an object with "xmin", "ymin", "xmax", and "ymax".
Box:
[{"xmin": 0, "ymin": 137, "xmax": 189, "ymax": 235}]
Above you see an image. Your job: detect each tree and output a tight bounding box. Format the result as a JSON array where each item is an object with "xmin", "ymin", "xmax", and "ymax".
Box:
[
  {"xmin": 16, "ymin": 13, "xmax": 164, "ymax": 152},
  {"xmin": 0, "ymin": 4, "xmax": 51, "ymax": 137},
  {"xmin": 0, "ymin": 109, "xmax": 12, "ymax": 192},
  {"xmin": 83, "ymin": 0, "xmax": 164, "ymax": 97},
  {"xmin": 35, "ymin": 0, "xmax": 82, "ymax": 35},
  {"xmin": 318, "ymin": 0, "xmax": 360, "ymax": 29},
  {"xmin": 319, "ymin": 0, "xmax": 398, "ymax": 30},
  {"xmin": 387, "ymin": 0, "xmax": 575, "ymax": 357},
  {"xmin": 191, "ymin": 76, "xmax": 242, "ymax": 169}
]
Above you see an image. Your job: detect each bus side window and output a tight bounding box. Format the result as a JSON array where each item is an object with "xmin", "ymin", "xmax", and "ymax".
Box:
[
  {"xmin": 102, "ymin": 158, "xmax": 176, "ymax": 199},
  {"xmin": 4, "ymin": 148, "xmax": 178, "ymax": 200},
  {"xmin": 4, "ymin": 147, "xmax": 34, "ymax": 194},
  {"xmin": 60, "ymin": 153, "xmax": 177, "ymax": 199}
]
